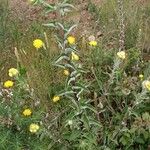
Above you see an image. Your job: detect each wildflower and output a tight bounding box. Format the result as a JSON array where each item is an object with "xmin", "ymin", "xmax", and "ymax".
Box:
[
  {"xmin": 52, "ymin": 96, "xmax": 60, "ymax": 103},
  {"xmin": 29, "ymin": 123, "xmax": 40, "ymax": 133},
  {"xmin": 8, "ymin": 68, "xmax": 19, "ymax": 77},
  {"xmin": 33, "ymin": 39, "xmax": 44, "ymax": 49},
  {"xmin": 139, "ymin": 74, "xmax": 144, "ymax": 80},
  {"xmin": 63, "ymin": 69, "xmax": 70, "ymax": 76},
  {"xmin": 23, "ymin": 109, "xmax": 32, "ymax": 116},
  {"xmin": 117, "ymin": 51, "xmax": 126, "ymax": 60},
  {"xmin": 89, "ymin": 40, "xmax": 97, "ymax": 46},
  {"xmin": 71, "ymin": 52, "xmax": 79, "ymax": 61},
  {"xmin": 67, "ymin": 36, "xmax": 75, "ymax": 45},
  {"xmin": 4, "ymin": 80, "xmax": 14, "ymax": 88},
  {"xmin": 142, "ymin": 80, "xmax": 150, "ymax": 91},
  {"xmin": 68, "ymin": 120, "xmax": 73, "ymax": 125}
]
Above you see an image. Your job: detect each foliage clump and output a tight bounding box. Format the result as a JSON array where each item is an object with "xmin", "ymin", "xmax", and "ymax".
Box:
[{"xmin": 0, "ymin": 0, "xmax": 150, "ymax": 150}]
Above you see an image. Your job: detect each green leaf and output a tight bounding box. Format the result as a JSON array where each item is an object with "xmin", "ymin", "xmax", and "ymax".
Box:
[
  {"xmin": 119, "ymin": 136, "xmax": 128, "ymax": 146},
  {"xmin": 55, "ymin": 55, "xmax": 69, "ymax": 64},
  {"xmin": 81, "ymin": 105, "xmax": 97, "ymax": 113},
  {"xmin": 124, "ymin": 132, "xmax": 130, "ymax": 138},
  {"xmin": 142, "ymin": 112, "xmax": 150, "ymax": 121},
  {"xmin": 65, "ymin": 24, "xmax": 77, "ymax": 37},
  {"xmin": 63, "ymin": 130, "xmax": 81, "ymax": 141},
  {"xmin": 68, "ymin": 77, "xmax": 76, "ymax": 85},
  {"xmin": 135, "ymin": 137, "xmax": 145, "ymax": 144},
  {"xmin": 59, "ymin": 91, "xmax": 75, "ymax": 96},
  {"xmin": 81, "ymin": 114, "xmax": 90, "ymax": 130},
  {"xmin": 143, "ymin": 131, "xmax": 149, "ymax": 140},
  {"xmin": 43, "ymin": 23, "xmax": 56, "ymax": 28}
]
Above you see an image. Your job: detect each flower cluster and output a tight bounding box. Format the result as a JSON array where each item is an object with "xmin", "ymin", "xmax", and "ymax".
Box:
[
  {"xmin": 29, "ymin": 123, "xmax": 40, "ymax": 133},
  {"xmin": 23, "ymin": 108, "xmax": 32, "ymax": 116},
  {"xmin": 3, "ymin": 68, "xmax": 19, "ymax": 88},
  {"xmin": 2, "ymin": 67, "xmax": 40, "ymax": 133},
  {"xmin": 33, "ymin": 39, "xmax": 44, "ymax": 49},
  {"xmin": 117, "ymin": 51, "xmax": 126, "ymax": 59},
  {"xmin": 67, "ymin": 36, "xmax": 75, "ymax": 45},
  {"xmin": 71, "ymin": 52, "xmax": 79, "ymax": 61},
  {"xmin": 4, "ymin": 80, "xmax": 14, "ymax": 88},
  {"xmin": 89, "ymin": 40, "xmax": 97, "ymax": 46},
  {"xmin": 8, "ymin": 68, "xmax": 19, "ymax": 77},
  {"xmin": 52, "ymin": 96, "xmax": 60, "ymax": 103},
  {"xmin": 142, "ymin": 80, "xmax": 150, "ymax": 91}
]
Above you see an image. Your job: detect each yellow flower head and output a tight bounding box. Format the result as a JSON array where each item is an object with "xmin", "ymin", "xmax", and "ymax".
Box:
[
  {"xmin": 142, "ymin": 80, "xmax": 150, "ymax": 91},
  {"xmin": 8, "ymin": 68, "xmax": 19, "ymax": 77},
  {"xmin": 33, "ymin": 39, "xmax": 44, "ymax": 49},
  {"xmin": 52, "ymin": 96, "xmax": 60, "ymax": 103},
  {"xmin": 4, "ymin": 80, "xmax": 14, "ymax": 88},
  {"xmin": 67, "ymin": 36, "xmax": 75, "ymax": 45},
  {"xmin": 89, "ymin": 40, "xmax": 97, "ymax": 46},
  {"xmin": 23, "ymin": 109, "xmax": 32, "ymax": 116},
  {"xmin": 63, "ymin": 69, "xmax": 70, "ymax": 76},
  {"xmin": 71, "ymin": 52, "xmax": 79, "ymax": 61},
  {"xmin": 117, "ymin": 51, "xmax": 126, "ymax": 60},
  {"xmin": 29, "ymin": 123, "xmax": 39, "ymax": 133},
  {"xmin": 139, "ymin": 74, "xmax": 144, "ymax": 80}
]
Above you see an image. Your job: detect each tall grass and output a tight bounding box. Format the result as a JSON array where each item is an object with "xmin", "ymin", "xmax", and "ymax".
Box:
[
  {"xmin": 88, "ymin": 0, "xmax": 150, "ymax": 52},
  {"xmin": 0, "ymin": 0, "xmax": 150, "ymax": 149}
]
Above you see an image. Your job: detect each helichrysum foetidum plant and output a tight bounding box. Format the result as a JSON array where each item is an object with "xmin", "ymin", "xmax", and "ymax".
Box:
[
  {"xmin": 23, "ymin": 108, "xmax": 32, "ymax": 116},
  {"xmin": 4, "ymin": 0, "xmax": 147, "ymax": 149},
  {"xmin": 0, "ymin": 67, "xmax": 44, "ymax": 148},
  {"xmin": 8, "ymin": 68, "xmax": 19, "ymax": 77},
  {"xmin": 33, "ymin": 39, "xmax": 44, "ymax": 49},
  {"xmin": 89, "ymin": 40, "xmax": 97, "ymax": 47},
  {"xmin": 3, "ymin": 80, "xmax": 14, "ymax": 88},
  {"xmin": 29, "ymin": 123, "xmax": 40, "ymax": 133},
  {"xmin": 31, "ymin": 0, "xmax": 100, "ymax": 149}
]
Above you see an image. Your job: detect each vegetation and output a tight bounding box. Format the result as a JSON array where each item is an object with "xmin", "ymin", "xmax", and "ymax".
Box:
[{"xmin": 0, "ymin": 0, "xmax": 150, "ymax": 149}]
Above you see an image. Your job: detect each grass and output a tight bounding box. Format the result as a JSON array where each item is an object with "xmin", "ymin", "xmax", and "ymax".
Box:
[
  {"xmin": 88, "ymin": 0, "xmax": 150, "ymax": 51},
  {"xmin": 0, "ymin": 0, "xmax": 150, "ymax": 149}
]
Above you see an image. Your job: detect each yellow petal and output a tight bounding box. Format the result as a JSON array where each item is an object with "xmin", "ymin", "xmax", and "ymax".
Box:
[
  {"xmin": 52, "ymin": 96, "xmax": 60, "ymax": 102},
  {"xmin": 33, "ymin": 39, "xmax": 44, "ymax": 49},
  {"xmin": 8, "ymin": 68, "xmax": 19, "ymax": 77},
  {"xmin": 117, "ymin": 51, "xmax": 126, "ymax": 59},
  {"xmin": 89, "ymin": 40, "xmax": 97, "ymax": 46},
  {"xmin": 67, "ymin": 36, "xmax": 75, "ymax": 45},
  {"xmin": 4, "ymin": 80, "xmax": 14, "ymax": 88},
  {"xmin": 64, "ymin": 69, "xmax": 70, "ymax": 76},
  {"xmin": 71, "ymin": 52, "xmax": 79, "ymax": 61}
]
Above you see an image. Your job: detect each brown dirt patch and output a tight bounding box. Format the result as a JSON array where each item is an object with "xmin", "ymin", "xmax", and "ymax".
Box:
[{"xmin": 9, "ymin": 0, "xmax": 102, "ymax": 37}]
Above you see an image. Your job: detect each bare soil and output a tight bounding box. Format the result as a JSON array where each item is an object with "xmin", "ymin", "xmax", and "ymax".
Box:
[{"xmin": 9, "ymin": 0, "xmax": 102, "ymax": 37}]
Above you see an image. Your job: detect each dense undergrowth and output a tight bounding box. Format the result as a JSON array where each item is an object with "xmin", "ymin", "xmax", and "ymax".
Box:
[{"xmin": 0, "ymin": 0, "xmax": 150, "ymax": 150}]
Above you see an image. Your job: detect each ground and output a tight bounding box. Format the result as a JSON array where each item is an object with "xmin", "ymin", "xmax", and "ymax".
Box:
[{"xmin": 9, "ymin": 0, "xmax": 102, "ymax": 37}]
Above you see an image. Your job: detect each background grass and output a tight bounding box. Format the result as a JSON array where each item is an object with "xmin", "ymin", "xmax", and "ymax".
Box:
[{"xmin": 0, "ymin": 0, "xmax": 150, "ymax": 149}]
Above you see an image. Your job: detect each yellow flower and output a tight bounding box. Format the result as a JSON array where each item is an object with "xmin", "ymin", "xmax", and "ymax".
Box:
[
  {"xmin": 29, "ymin": 123, "xmax": 40, "ymax": 133},
  {"xmin": 139, "ymin": 74, "xmax": 144, "ymax": 80},
  {"xmin": 142, "ymin": 80, "xmax": 150, "ymax": 91},
  {"xmin": 63, "ymin": 69, "xmax": 70, "ymax": 76},
  {"xmin": 67, "ymin": 36, "xmax": 75, "ymax": 45},
  {"xmin": 23, "ymin": 109, "xmax": 32, "ymax": 116},
  {"xmin": 89, "ymin": 40, "xmax": 97, "ymax": 46},
  {"xmin": 71, "ymin": 52, "xmax": 79, "ymax": 61},
  {"xmin": 52, "ymin": 96, "xmax": 60, "ymax": 103},
  {"xmin": 33, "ymin": 39, "xmax": 44, "ymax": 49},
  {"xmin": 117, "ymin": 51, "xmax": 126, "ymax": 60},
  {"xmin": 4, "ymin": 80, "xmax": 14, "ymax": 88},
  {"xmin": 8, "ymin": 68, "xmax": 19, "ymax": 77}
]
